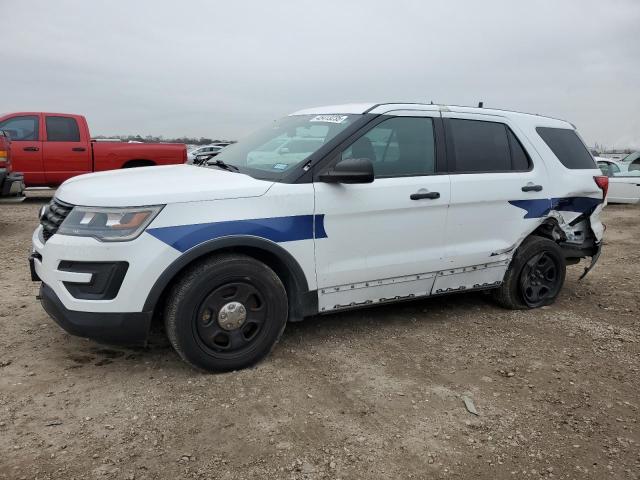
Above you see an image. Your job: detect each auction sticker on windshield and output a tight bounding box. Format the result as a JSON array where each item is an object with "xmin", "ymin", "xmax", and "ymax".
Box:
[{"xmin": 310, "ymin": 115, "xmax": 348, "ymax": 123}]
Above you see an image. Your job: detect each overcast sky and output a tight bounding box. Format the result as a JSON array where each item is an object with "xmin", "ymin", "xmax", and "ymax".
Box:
[{"xmin": 2, "ymin": 0, "xmax": 639, "ymax": 148}]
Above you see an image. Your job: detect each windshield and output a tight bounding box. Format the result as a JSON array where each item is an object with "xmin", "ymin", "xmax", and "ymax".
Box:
[{"xmin": 208, "ymin": 114, "xmax": 361, "ymax": 180}]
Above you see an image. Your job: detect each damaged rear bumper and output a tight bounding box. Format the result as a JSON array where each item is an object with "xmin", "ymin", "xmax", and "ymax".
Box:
[{"xmin": 578, "ymin": 242, "xmax": 602, "ymax": 280}]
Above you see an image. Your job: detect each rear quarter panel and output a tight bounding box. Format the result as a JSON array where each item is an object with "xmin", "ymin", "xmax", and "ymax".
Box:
[{"xmin": 515, "ymin": 115, "xmax": 605, "ymax": 243}]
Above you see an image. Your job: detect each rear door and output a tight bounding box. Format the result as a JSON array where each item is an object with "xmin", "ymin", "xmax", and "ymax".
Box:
[
  {"xmin": 42, "ymin": 115, "xmax": 91, "ymax": 184},
  {"xmin": 442, "ymin": 112, "xmax": 550, "ymax": 268},
  {"xmin": 313, "ymin": 111, "xmax": 451, "ymax": 311},
  {"xmin": 0, "ymin": 114, "xmax": 44, "ymax": 185}
]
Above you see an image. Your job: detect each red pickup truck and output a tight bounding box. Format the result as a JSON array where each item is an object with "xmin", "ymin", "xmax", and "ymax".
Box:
[{"xmin": 0, "ymin": 112, "xmax": 187, "ymax": 187}]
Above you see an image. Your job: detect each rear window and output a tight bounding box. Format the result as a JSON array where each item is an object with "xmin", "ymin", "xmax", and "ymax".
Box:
[
  {"xmin": 448, "ymin": 119, "xmax": 531, "ymax": 173},
  {"xmin": 536, "ymin": 127, "xmax": 596, "ymax": 169},
  {"xmin": 46, "ymin": 116, "xmax": 81, "ymax": 142}
]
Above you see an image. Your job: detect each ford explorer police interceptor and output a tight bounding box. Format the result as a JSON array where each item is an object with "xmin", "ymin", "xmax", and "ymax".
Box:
[{"xmin": 30, "ymin": 103, "xmax": 608, "ymax": 372}]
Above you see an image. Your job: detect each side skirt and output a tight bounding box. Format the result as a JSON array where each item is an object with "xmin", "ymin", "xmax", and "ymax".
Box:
[{"xmin": 317, "ymin": 260, "xmax": 509, "ymax": 313}]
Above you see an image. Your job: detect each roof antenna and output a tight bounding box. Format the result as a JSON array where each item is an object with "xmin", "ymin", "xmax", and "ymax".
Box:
[{"xmin": 478, "ymin": 101, "xmax": 484, "ymax": 108}]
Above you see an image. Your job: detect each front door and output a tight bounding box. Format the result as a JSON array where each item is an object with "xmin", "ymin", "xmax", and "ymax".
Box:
[
  {"xmin": 42, "ymin": 115, "xmax": 91, "ymax": 185},
  {"xmin": 0, "ymin": 114, "xmax": 44, "ymax": 185},
  {"xmin": 313, "ymin": 111, "xmax": 451, "ymax": 312}
]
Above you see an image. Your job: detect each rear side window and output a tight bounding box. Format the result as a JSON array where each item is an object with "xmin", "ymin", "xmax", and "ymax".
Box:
[
  {"xmin": 0, "ymin": 115, "xmax": 39, "ymax": 141},
  {"xmin": 507, "ymin": 129, "xmax": 530, "ymax": 171},
  {"xmin": 448, "ymin": 119, "xmax": 530, "ymax": 173},
  {"xmin": 536, "ymin": 127, "xmax": 596, "ymax": 169},
  {"xmin": 46, "ymin": 116, "xmax": 81, "ymax": 142}
]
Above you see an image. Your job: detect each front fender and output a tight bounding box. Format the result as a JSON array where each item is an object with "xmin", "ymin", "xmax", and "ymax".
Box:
[{"xmin": 142, "ymin": 235, "xmax": 312, "ymax": 317}]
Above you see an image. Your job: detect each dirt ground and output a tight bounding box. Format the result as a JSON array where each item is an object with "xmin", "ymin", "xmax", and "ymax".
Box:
[{"xmin": 0, "ymin": 193, "xmax": 638, "ymax": 480}]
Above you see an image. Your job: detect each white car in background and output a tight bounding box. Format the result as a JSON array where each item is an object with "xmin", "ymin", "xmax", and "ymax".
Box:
[
  {"xmin": 619, "ymin": 151, "xmax": 640, "ymax": 171},
  {"xmin": 596, "ymin": 157, "xmax": 640, "ymax": 204},
  {"xmin": 187, "ymin": 145, "xmax": 225, "ymax": 164}
]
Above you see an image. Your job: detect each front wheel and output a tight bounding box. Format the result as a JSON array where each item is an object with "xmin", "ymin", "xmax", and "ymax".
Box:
[
  {"xmin": 164, "ymin": 254, "xmax": 288, "ymax": 372},
  {"xmin": 493, "ymin": 236, "xmax": 566, "ymax": 309}
]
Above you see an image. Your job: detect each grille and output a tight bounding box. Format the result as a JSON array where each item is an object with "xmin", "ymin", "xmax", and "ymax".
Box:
[{"xmin": 41, "ymin": 198, "xmax": 74, "ymax": 242}]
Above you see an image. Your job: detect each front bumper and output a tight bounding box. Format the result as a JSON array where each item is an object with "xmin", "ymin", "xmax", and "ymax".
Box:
[
  {"xmin": 31, "ymin": 225, "xmax": 180, "ymax": 313},
  {"xmin": 0, "ymin": 169, "xmax": 24, "ymax": 196},
  {"xmin": 39, "ymin": 283, "xmax": 153, "ymax": 345}
]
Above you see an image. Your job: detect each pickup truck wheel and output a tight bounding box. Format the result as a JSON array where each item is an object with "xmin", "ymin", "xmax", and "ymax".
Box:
[
  {"xmin": 493, "ymin": 236, "xmax": 566, "ymax": 309},
  {"xmin": 164, "ymin": 254, "xmax": 288, "ymax": 372}
]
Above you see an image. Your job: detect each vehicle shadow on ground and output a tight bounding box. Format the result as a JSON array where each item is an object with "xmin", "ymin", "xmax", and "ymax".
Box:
[
  {"xmin": 128, "ymin": 290, "xmax": 497, "ymax": 370},
  {"xmin": 23, "ymin": 195, "xmax": 53, "ymax": 204},
  {"xmin": 285, "ymin": 290, "xmax": 493, "ymax": 336}
]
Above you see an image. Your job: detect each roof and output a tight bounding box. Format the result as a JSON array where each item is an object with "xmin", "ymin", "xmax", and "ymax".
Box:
[
  {"xmin": 289, "ymin": 102, "xmax": 572, "ymax": 127},
  {"xmin": 290, "ymin": 103, "xmax": 378, "ymax": 115}
]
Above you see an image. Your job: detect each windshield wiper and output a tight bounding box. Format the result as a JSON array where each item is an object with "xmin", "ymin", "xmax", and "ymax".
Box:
[{"xmin": 206, "ymin": 159, "xmax": 239, "ymax": 172}]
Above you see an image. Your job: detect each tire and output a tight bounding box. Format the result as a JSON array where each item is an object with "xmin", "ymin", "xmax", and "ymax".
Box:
[
  {"xmin": 164, "ymin": 254, "xmax": 288, "ymax": 372},
  {"xmin": 493, "ymin": 236, "xmax": 566, "ymax": 310}
]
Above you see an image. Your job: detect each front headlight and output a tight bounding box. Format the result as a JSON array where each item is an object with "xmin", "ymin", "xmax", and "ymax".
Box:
[{"xmin": 58, "ymin": 205, "xmax": 164, "ymax": 242}]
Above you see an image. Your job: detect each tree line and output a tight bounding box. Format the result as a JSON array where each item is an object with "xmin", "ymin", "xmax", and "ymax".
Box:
[{"xmin": 93, "ymin": 134, "xmax": 235, "ymax": 145}]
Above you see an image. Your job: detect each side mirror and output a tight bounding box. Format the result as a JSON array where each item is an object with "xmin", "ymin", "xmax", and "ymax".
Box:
[{"xmin": 318, "ymin": 157, "xmax": 374, "ymax": 184}]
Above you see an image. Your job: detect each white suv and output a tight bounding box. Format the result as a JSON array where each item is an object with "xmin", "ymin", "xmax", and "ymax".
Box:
[{"xmin": 31, "ymin": 103, "xmax": 608, "ymax": 372}]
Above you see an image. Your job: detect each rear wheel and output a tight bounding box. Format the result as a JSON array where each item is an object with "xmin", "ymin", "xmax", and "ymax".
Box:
[
  {"xmin": 164, "ymin": 254, "xmax": 288, "ymax": 372},
  {"xmin": 493, "ymin": 236, "xmax": 566, "ymax": 309}
]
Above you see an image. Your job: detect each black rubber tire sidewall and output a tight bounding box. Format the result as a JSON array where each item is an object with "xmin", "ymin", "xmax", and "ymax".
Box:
[
  {"xmin": 165, "ymin": 254, "xmax": 288, "ymax": 372},
  {"xmin": 494, "ymin": 236, "xmax": 566, "ymax": 310}
]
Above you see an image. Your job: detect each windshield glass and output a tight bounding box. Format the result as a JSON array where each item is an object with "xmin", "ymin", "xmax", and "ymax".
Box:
[{"xmin": 208, "ymin": 114, "xmax": 361, "ymax": 180}]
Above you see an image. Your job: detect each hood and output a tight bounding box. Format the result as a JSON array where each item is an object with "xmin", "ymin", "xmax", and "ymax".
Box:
[{"xmin": 55, "ymin": 164, "xmax": 274, "ymax": 207}]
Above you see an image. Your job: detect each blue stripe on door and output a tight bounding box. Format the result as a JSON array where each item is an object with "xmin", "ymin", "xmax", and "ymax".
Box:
[
  {"xmin": 147, "ymin": 214, "xmax": 327, "ymax": 252},
  {"xmin": 508, "ymin": 197, "xmax": 602, "ymax": 219}
]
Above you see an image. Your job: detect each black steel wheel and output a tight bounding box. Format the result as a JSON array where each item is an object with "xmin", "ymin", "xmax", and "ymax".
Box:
[
  {"xmin": 519, "ymin": 251, "xmax": 563, "ymax": 307},
  {"xmin": 165, "ymin": 254, "xmax": 288, "ymax": 372},
  {"xmin": 195, "ymin": 282, "xmax": 267, "ymax": 354},
  {"xmin": 493, "ymin": 236, "xmax": 566, "ymax": 309}
]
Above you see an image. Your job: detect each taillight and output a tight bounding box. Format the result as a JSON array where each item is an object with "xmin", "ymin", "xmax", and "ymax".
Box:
[
  {"xmin": 594, "ymin": 175, "xmax": 609, "ymax": 199},
  {"xmin": 0, "ymin": 150, "xmax": 7, "ymax": 168}
]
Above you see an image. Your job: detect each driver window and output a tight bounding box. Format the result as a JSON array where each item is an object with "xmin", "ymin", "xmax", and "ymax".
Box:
[
  {"xmin": 341, "ymin": 117, "xmax": 435, "ymax": 178},
  {"xmin": 0, "ymin": 115, "xmax": 39, "ymax": 141}
]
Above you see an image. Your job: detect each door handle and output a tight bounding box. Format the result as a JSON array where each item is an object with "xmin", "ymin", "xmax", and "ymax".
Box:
[
  {"xmin": 410, "ymin": 191, "xmax": 440, "ymax": 200},
  {"xmin": 23, "ymin": 146, "xmax": 39, "ymax": 152},
  {"xmin": 72, "ymin": 147, "xmax": 86, "ymax": 152},
  {"xmin": 521, "ymin": 184, "xmax": 543, "ymax": 192}
]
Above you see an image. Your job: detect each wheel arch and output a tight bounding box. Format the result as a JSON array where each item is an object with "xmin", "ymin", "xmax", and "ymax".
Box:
[
  {"xmin": 122, "ymin": 159, "xmax": 156, "ymax": 168},
  {"xmin": 518, "ymin": 217, "xmax": 596, "ymax": 264},
  {"xmin": 528, "ymin": 217, "xmax": 566, "ymax": 242},
  {"xmin": 144, "ymin": 236, "xmax": 315, "ymax": 322}
]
